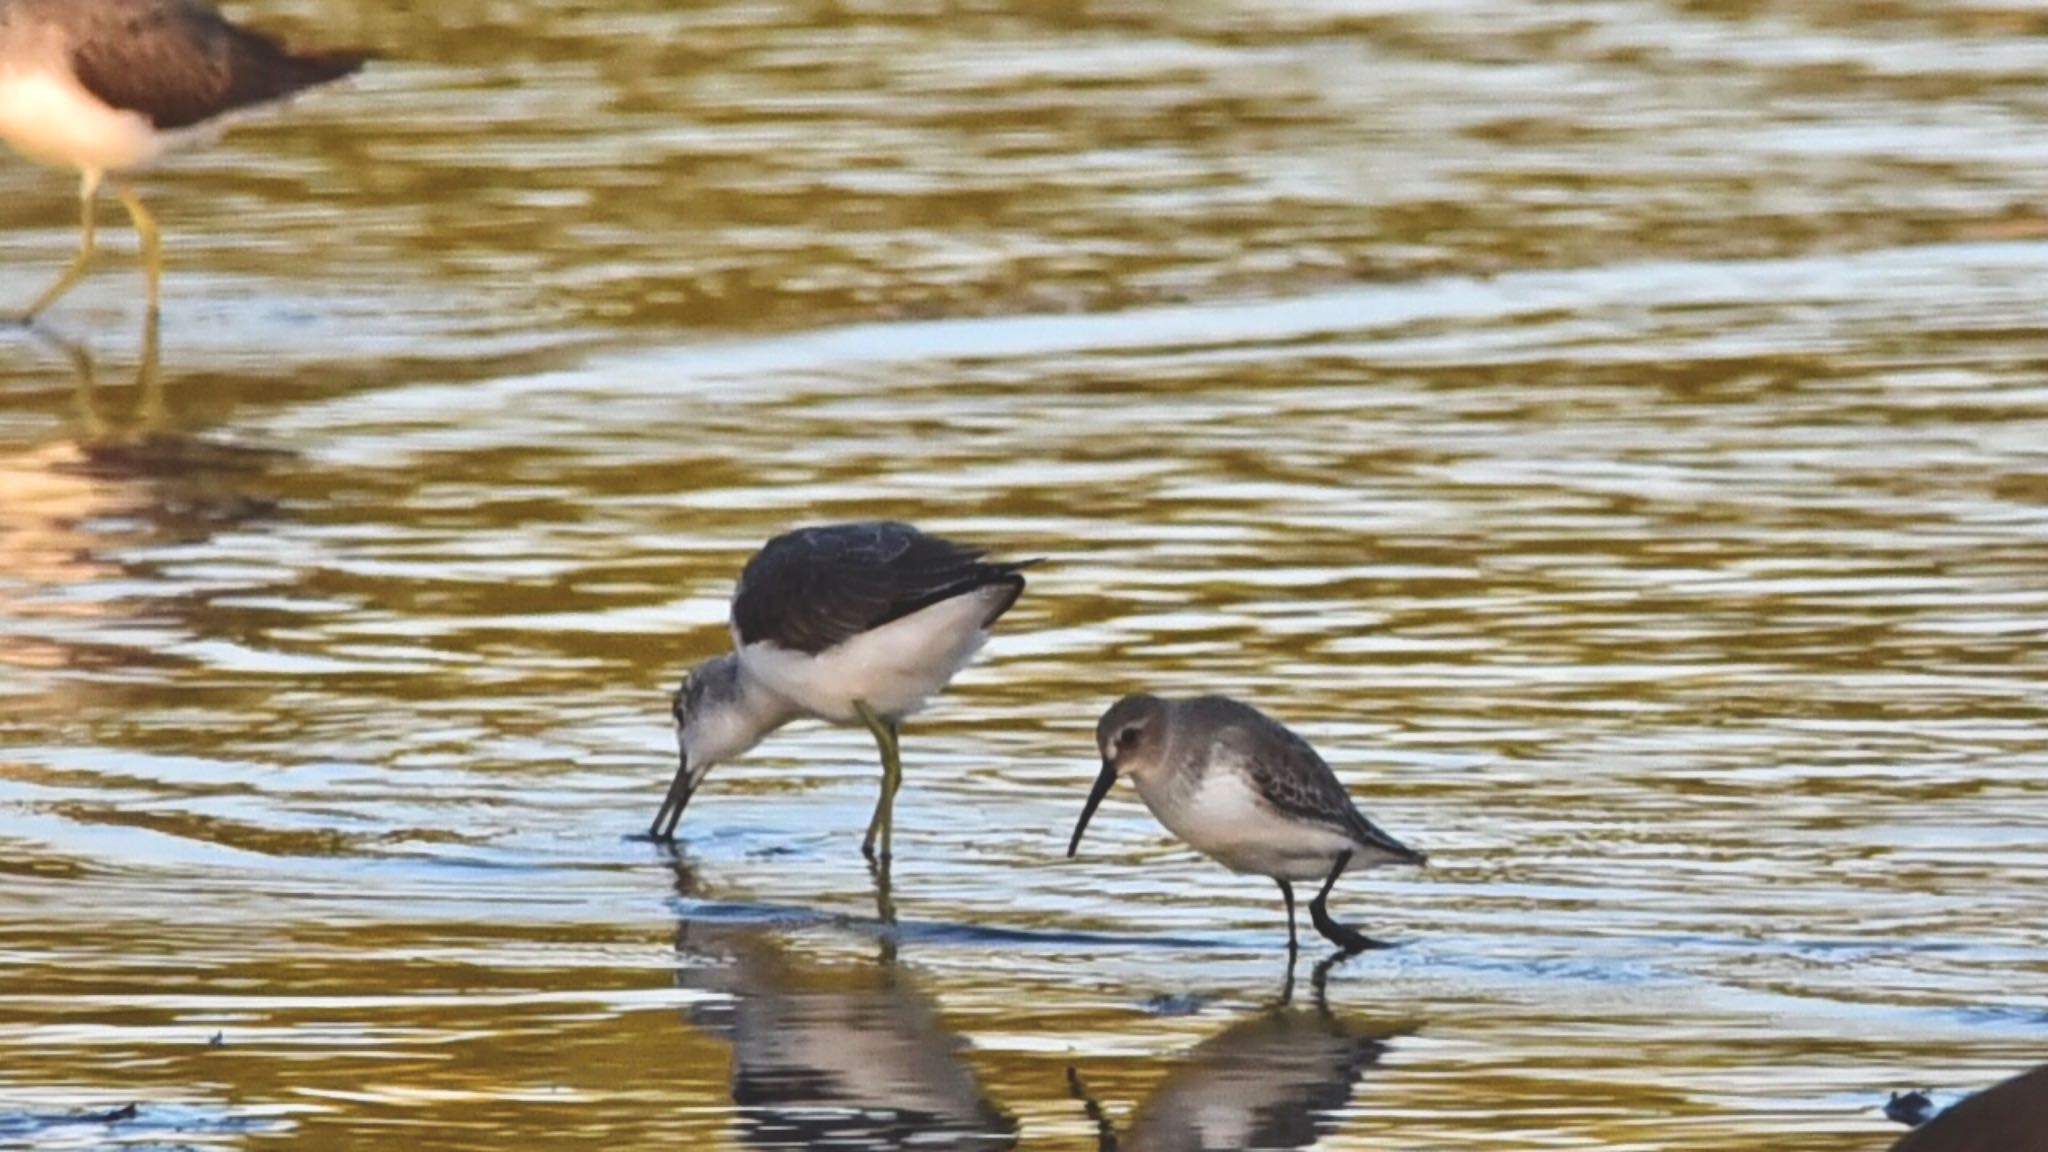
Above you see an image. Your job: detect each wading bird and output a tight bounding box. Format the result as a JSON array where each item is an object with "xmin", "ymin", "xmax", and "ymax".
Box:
[
  {"xmin": 654, "ymin": 521, "xmax": 1033, "ymax": 862},
  {"xmin": 0, "ymin": 0, "xmax": 365, "ymax": 320},
  {"xmin": 1069, "ymin": 693, "xmax": 1427, "ymax": 953}
]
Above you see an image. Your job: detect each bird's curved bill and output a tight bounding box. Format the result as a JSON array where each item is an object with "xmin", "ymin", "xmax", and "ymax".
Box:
[{"xmin": 1066, "ymin": 759, "xmax": 1118, "ymax": 857}]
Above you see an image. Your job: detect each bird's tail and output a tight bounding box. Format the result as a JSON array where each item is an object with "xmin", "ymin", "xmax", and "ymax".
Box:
[
  {"xmin": 226, "ymin": 24, "xmax": 371, "ymax": 112},
  {"xmin": 1350, "ymin": 810, "xmax": 1427, "ymax": 867}
]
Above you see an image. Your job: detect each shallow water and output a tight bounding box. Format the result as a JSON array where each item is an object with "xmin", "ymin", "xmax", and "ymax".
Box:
[{"xmin": 2, "ymin": 1, "xmax": 2045, "ymax": 1148}]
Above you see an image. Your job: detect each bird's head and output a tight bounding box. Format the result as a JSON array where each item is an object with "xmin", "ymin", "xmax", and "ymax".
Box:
[
  {"xmin": 1067, "ymin": 693, "xmax": 1170, "ymax": 857},
  {"xmin": 671, "ymin": 653, "xmax": 752, "ymax": 776}
]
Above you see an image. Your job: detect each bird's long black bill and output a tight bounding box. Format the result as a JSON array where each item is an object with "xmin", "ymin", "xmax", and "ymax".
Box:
[
  {"xmin": 1066, "ymin": 759, "xmax": 1118, "ymax": 857},
  {"xmin": 650, "ymin": 755, "xmax": 693, "ymax": 841}
]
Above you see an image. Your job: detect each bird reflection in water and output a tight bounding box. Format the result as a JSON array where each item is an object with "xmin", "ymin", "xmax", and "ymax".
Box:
[
  {"xmin": 667, "ymin": 858, "xmax": 1017, "ymax": 1151},
  {"xmin": 1067, "ymin": 955, "xmax": 1408, "ymax": 1152},
  {"xmin": 27, "ymin": 310, "xmax": 274, "ymax": 457},
  {"xmin": 1, "ymin": 321, "xmax": 284, "ymax": 683},
  {"xmin": 28, "ymin": 311, "xmax": 165, "ymax": 443},
  {"xmin": 1888, "ymin": 1061, "xmax": 2048, "ymax": 1152}
]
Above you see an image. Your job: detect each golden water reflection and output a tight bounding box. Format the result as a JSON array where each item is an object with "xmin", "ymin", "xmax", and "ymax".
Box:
[
  {"xmin": 1, "ymin": 0, "xmax": 2045, "ymax": 1148},
  {"xmin": 1067, "ymin": 957, "xmax": 1403, "ymax": 1152},
  {"xmin": 671, "ymin": 861, "xmax": 1018, "ymax": 1150}
]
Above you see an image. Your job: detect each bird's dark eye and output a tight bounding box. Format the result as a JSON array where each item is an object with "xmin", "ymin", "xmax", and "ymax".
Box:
[
  {"xmin": 1117, "ymin": 725, "xmax": 1142, "ymax": 749},
  {"xmin": 671, "ymin": 687, "xmax": 687, "ymax": 727}
]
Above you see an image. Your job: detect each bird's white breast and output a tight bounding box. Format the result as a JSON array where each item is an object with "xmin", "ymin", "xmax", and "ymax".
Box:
[
  {"xmin": 736, "ymin": 586, "xmax": 1006, "ymax": 723},
  {"xmin": 1136, "ymin": 746, "xmax": 1359, "ymax": 882},
  {"xmin": 0, "ymin": 65, "xmax": 163, "ymax": 177}
]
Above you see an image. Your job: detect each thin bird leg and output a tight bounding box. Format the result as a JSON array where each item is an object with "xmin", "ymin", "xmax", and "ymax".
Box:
[
  {"xmin": 117, "ymin": 185, "xmax": 163, "ymax": 316},
  {"xmin": 853, "ymin": 700, "xmax": 902, "ymax": 861},
  {"xmin": 1277, "ymin": 877, "xmax": 1299, "ymax": 953},
  {"xmin": 1308, "ymin": 850, "xmax": 1391, "ymax": 954},
  {"xmin": 21, "ymin": 176, "xmax": 101, "ymax": 321}
]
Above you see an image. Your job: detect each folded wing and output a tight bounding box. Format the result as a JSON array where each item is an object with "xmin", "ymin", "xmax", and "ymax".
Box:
[
  {"xmin": 731, "ymin": 521, "xmax": 1031, "ymax": 655},
  {"xmin": 70, "ymin": 0, "xmax": 366, "ymax": 131}
]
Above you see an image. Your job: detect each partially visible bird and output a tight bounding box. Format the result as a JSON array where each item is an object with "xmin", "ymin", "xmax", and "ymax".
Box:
[
  {"xmin": 0, "ymin": 0, "xmax": 366, "ymax": 320},
  {"xmin": 1889, "ymin": 1064, "xmax": 2048, "ymax": 1152},
  {"xmin": 1068, "ymin": 693, "xmax": 1427, "ymax": 953},
  {"xmin": 1888, "ymin": 1090, "xmax": 1937, "ymax": 1129},
  {"xmin": 655, "ymin": 521, "xmax": 1034, "ymax": 862}
]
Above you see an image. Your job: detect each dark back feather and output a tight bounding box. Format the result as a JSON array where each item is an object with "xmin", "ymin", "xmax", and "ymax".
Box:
[
  {"xmin": 730, "ymin": 521, "xmax": 1033, "ymax": 655},
  {"xmin": 67, "ymin": 0, "xmax": 365, "ymax": 131}
]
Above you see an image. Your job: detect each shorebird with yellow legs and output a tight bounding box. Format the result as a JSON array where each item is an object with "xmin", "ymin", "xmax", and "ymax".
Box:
[
  {"xmin": 653, "ymin": 521, "xmax": 1035, "ymax": 864},
  {"xmin": 0, "ymin": 0, "xmax": 365, "ymax": 321}
]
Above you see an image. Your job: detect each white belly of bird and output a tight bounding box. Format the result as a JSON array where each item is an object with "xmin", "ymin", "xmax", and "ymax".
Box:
[
  {"xmin": 736, "ymin": 587, "xmax": 1005, "ymax": 723},
  {"xmin": 1142, "ymin": 764, "xmax": 1363, "ymax": 883},
  {"xmin": 0, "ymin": 66, "xmax": 164, "ymax": 175}
]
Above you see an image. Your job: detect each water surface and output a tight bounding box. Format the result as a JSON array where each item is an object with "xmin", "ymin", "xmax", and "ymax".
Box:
[{"xmin": 2, "ymin": 1, "xmax": 2046, "ymax": 1148}]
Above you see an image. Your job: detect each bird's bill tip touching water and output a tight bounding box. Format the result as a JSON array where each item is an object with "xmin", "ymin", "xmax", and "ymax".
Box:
[
  {"xmin": 1066, "ymin": 759, "xmax": 1119, "ymax": 857},
  {"xmin": 648, "ymin": 741, "xmax": 693, "ymax": 840}
]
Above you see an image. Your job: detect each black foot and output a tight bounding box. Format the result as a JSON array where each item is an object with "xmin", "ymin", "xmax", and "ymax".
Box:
[
  {"xmin": 633, "ymin": 822, "xmax": 680, "ymax": 846},
  {"xmin": 1310, "ymin": 901, "xmax": 1391, "ymax": 954}
]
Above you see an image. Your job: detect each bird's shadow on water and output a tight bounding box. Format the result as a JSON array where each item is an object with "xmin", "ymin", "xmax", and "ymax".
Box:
[{"xmin": 645, "ymin": 840, "xmax": 1287, "ymax": 954}]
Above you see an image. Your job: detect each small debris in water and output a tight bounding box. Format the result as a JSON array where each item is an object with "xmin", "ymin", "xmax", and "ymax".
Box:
[
  {"xmin": 84, "ymin": 1104, "xmax": 137, "ymax": 1124},
  {"xmin": 1139, "ymin": 993, "xmax": 1207, "ymax": 1016},
  {"xmin": 208, "ymin": 1030, "xmax": 225, "ymax": 1047},
  {"xmin": 1886, "ymin": 1089, "xmax": 1936, "ymax": 1127}
]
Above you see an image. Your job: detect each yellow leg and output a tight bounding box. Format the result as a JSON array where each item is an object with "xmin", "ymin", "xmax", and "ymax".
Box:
[
  {"xmin": 21, "ymin": 178, "xmax": 101, "ymax": 321},
  {"xmin": 854, "ymin": 701, "xmax": 902, "ymax": 862},
  {"xmin": 117, "ymin": 185, "xmax": 162, "ymax": 316}
]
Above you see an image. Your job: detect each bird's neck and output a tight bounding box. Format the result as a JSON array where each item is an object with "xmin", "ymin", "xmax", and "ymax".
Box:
[
  {"xmin": 724, "ymin": 665, "xmax": 804, "ymax": 747},
  {"xmin": 691, "ymin": 666, "xmax": 802, "ymax": 769},
  {"xmin": 1127, "ymin": 760, "xmax": 1187, "ymax": 817}
]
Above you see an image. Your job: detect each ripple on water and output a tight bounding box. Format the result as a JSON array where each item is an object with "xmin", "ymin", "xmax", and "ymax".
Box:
[{"xmin": 2, "ymin": 0, "xmax": 2046, "ymax": 1148}]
